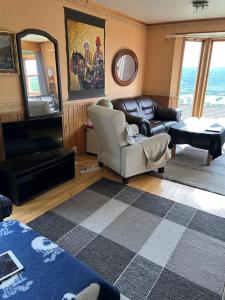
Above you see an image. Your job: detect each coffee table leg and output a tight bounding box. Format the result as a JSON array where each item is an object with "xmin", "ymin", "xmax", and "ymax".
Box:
[
  {"xmin": 207, "ymin": 152, "xmax": 212, "ymax": 166},
  {"xmin": 172, "ymin": 145, "xmax": 176, "ymax": 157}
]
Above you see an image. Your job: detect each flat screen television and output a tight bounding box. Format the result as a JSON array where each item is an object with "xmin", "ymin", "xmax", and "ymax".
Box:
[{"xmin": 1, "ymin": 116, "xmax": 63, "ymax": 160}]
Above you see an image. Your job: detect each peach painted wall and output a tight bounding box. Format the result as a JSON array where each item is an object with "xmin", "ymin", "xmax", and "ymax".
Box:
[
  {"xmin": 143, "ymin": 19, "xmax": 225, "ymax": 99},
  {"xmin": 0, "ymin": 0, "xmax": 147, "ymax": 114}
]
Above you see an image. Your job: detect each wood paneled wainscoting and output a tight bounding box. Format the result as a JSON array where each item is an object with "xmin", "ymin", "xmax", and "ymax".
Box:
[
  {"xmin": 0, "ymin": 112, "xmax": 25, "ymax": 123},
  {"xmin": 0, "ymin": 102, "xmax": 92, "ymax": 154},
  {"xmin": 63, "ymin": 102, "xmax": 92, "ymax": 153}
]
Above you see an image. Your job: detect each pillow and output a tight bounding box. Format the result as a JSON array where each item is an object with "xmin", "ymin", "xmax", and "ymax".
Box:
[
  {"xmin": 62, "ymin": 283, "xmax": 100, "ymax": 300},
  {"xmin": 125, "ymin": 123, "xmax": 139, "ymax": 145}
]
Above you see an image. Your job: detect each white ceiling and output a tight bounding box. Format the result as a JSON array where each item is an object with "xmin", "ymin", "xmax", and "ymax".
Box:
[{"xmin": 93, "ymin": 0, "xmax": 225, "ymax": 24}]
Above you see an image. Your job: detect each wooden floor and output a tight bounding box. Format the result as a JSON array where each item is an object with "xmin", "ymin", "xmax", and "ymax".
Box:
[{"xmin": 9, "ymin": 154, "xmax": 225, "ymax": 224}]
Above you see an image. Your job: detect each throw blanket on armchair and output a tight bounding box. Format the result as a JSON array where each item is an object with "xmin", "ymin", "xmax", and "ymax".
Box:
[{"xmin": 142, "ymin": 133, "xmax": 171, "ymax": 168}]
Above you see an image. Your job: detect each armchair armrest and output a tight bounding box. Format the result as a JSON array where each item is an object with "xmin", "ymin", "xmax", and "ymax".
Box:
[
  {"xmin": 0, "ymin": 195, "xmax": 12, "ymax": 221},
  {"xmin": 125, "ymin": 114, "xmax": 151, "ymax": 136},
  {"xmin": 154, "ymin": 105, "xmax": 182, "ymax": 122}
]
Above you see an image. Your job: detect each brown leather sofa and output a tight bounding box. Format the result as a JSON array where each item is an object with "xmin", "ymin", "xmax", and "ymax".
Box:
[{"xmin": 112, "ymin": 95, "xmax": 182, "ymax": 137}]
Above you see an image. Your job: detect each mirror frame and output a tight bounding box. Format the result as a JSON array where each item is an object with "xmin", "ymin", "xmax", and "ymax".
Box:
[
  {"xmin": 112, "ymin": 49, "xmax": 138, "ymax": 86},
  {"xmin": 16, "ymin": 29, "xmax": 63, "ymax": 119}
]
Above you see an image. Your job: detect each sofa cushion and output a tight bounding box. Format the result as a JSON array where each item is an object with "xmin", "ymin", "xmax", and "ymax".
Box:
[
  {"xmin": 138, "ymin": 97, "xmax": 156, "ymax": 120},
  {"xmin": 149, "ymin": 121, "xmax": 166, "ymax": 135},
  {"xmin": 123, "ymin": 99, "xmax": 141, "ymax": 117},
  {"xmin": 162, "ymin": 121, "xmax": 177, "ymax": 132}
]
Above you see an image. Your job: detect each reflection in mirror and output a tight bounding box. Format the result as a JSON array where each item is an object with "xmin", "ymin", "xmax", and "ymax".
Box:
[
  {"xmin": 112, "ymin": 49, "xmax": 138, "ymax": 86},
  {"xmin": 117, "ymin": 55, "xmax": 136, "ymax": 81},
  {"xmin": 19, "ymin": 33, "xmax": 61, "ymax": 118}
]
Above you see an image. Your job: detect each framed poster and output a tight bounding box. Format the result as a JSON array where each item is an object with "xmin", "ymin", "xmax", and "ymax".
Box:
[
  {"xmin": 64, "ymin": 8, "xmax": 105, "ymax": 100},
  {"xmin": 0, "ymin": 31, "xmax": 18, "ymax": 74}
]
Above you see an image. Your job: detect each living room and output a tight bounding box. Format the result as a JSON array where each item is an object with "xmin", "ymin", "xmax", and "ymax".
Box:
[{"xmin": 0, "ymin": 0, "xmax": 225, "ymax": 299}]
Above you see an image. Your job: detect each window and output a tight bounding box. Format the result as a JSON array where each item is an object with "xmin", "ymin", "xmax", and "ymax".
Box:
[
  {"xmin": 24, "ymin": 57, "xmax": 41, "ymax": 96},
  {"xmin": 203, "ymin": 41, "xmax": 225, "ymax": 118},
  {"xmin": 178, "ymin": 41, "xmax": 202, "ymax": 119},
  {"xmin": 178, "ymin": 37, "xmax": 225, "ymax": 120}
]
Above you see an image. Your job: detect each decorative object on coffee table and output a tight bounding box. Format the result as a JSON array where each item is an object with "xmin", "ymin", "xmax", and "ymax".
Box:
[{"xmin": 169, "ymin": 118, "xmax": 225, "ymax": 165}]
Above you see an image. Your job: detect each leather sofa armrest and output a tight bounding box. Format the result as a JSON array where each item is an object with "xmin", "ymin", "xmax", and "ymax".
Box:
[
  {"xmin": 154, "ymin": 105, "xmax": 182, "ymax": 122},
  {"xmin": 125, "ymin": 114, "xmax": 151, "ymax": 136},
  {"xmin": 0, "ymin": 195, "xmax": 12, "ymax": 221}
]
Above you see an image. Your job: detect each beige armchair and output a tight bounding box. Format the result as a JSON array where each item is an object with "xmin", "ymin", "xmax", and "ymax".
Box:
[{"xmin": 88, "ymin": 105, "xmax": 171, "ymax": 184}]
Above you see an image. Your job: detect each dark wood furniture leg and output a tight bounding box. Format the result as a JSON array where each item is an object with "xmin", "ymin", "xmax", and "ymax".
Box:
[
  {"xmin": 98, "ymin": 161, "xmax": 104, "ymax": 168},
  {"xmin": 158, "ymin": 167, "xmax": 164, "ymax": 173},
  {"xmin": 207, "ymin": 152, "xmax": 212, "ymax": 166},
  {"xmin": 122, "ymin": 177, "xmax": 129, "ymax": 184},
  {"xmin": 172, "ymin": 144, "xmax": 176, "ymax": 157}
]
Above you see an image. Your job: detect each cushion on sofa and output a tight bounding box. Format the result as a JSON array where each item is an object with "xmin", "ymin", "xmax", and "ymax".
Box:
[
  {"xmin": 149, "ymin": 121, "xmax": 166, "ymax": 135},
  {"xmin": 138, "ymin": 97, "xmax": 156, "ymax": 120}
]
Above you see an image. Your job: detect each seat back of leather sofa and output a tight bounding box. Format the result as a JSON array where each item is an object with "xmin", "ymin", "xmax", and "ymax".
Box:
[
  {"xmin": 112, "ymin": 95, "xmax": 157, "ymax": 121},
  {"xmin": 112, "ymin": 97, "xmax": 141, "ymax": 118},
  {"xmin": 137, "ymin": 96, "xmax": 157, "ymax": 120}
]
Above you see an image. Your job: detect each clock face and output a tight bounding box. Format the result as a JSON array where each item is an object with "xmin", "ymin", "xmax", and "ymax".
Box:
[{"xmin": 47, "ymin": 67, "xmax": 54, "ymax": 78}]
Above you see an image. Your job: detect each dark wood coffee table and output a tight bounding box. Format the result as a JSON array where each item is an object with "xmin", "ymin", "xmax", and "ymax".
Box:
[{"xmin": 169, "ymin": 118, "xmax": 225, "ymax": 165}]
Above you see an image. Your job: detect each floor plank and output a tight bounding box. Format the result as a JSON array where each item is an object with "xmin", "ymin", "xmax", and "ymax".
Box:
[{"xmin": 9, "ymin": 154, "xmax": 225, "ymax": 223}]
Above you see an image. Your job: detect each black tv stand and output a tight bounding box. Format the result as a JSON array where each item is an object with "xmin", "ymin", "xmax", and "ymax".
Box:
[{"xmin": 0, "ymin": 148, "xmax": 75, "ymax": 206}]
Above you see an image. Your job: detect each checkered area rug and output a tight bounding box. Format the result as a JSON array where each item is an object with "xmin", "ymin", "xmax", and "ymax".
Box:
[{"xmin": 28, "ymin": 178, "xmax": 225, "ymax": 300}]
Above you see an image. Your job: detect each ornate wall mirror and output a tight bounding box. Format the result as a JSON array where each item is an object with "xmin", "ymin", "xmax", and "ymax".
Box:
[
  {"xmin": 112, "ymin": 49, "xmax": 138, "ymax": 86},
  {"xmin": 17, "ymin": 29, "xmax": 62, "ymax": 119}
]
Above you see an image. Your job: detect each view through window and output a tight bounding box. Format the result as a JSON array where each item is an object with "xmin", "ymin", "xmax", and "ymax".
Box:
[
  {"xmin": 178, "ymin": 41, "xmax": 202, "ymax": 119},
  {"xmin": 24, "ymin": 57, "xmax": 41, "ymax": 96},
  {"xmin": 203, "ymin": 41, "xmax": 225, "ymax": 118}
]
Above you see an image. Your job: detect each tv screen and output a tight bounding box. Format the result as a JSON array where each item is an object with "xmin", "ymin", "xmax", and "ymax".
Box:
[{"xmin": 1, "ymin": 116, "xmax": 63, "ymax": 159}]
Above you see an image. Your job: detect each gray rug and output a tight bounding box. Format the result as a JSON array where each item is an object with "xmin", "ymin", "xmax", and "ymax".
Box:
[
  {"xmin": 28, "ymin": 178, "xmax": 225, "ymax": 300},
  {"xmin": 153, "ymin": 145, "xmax": 225, "ymax": 196}
]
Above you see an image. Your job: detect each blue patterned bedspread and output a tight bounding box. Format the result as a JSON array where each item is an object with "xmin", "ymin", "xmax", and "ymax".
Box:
[{"xmin": 0, "ymin": 220, "xmax": 120, "ymax": 300}]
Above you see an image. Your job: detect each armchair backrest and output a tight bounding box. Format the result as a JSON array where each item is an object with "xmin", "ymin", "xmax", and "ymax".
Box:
[{"xmin": 88, "ymin": 105, "xmax": 127, "ymax": 159}]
